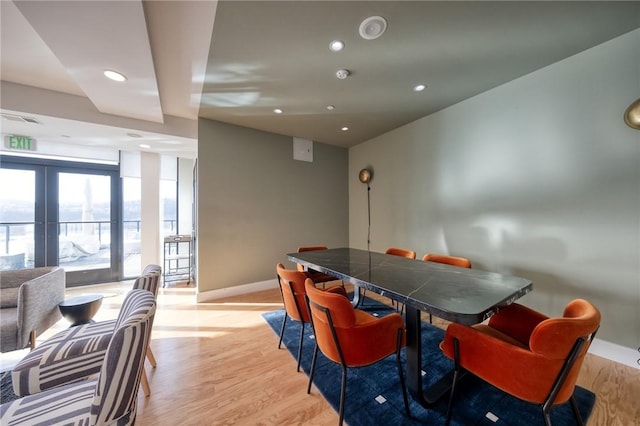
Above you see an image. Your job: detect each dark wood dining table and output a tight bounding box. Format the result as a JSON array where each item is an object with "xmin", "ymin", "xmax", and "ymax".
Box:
[{"xmin": 288, "ymin": 247, "xmax": 533, "ymax": 408}]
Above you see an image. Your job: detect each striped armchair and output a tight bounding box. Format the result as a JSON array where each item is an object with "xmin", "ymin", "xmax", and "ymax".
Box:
[
  {"xmin": 11, "ymin": 266, "xmax": 161, "ymax": 397},
  {"xmin": 0, "ymin": 289, "xmax": 156, "ymax": 425}
]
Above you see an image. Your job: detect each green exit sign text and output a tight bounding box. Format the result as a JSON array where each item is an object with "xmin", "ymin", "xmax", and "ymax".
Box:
[{"xmin": 4, "ymin": 135, "xmax": 37, "ymax": 151}]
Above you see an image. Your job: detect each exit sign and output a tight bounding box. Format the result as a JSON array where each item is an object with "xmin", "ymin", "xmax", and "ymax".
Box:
[{"xmin": 4, "ymin": 135, "xmax": 37, "ymax": 151}]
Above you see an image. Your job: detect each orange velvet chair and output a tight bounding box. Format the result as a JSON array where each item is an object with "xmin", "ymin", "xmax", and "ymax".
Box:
[
  {"xmin": 422, "ymin": 253, "xmax": 471, "ymax": 322},
  {"xmin": 440, "ymin": 299, "xmax": 601, "ymax": 426},
  {"xmin": 304, "ymin": 279, "xmax": 410, "ymax": 425},
  {"xmin": 276, "ymin": 263, "xmax": 347, "ymax": 372},
  {"xmin": 422, "ymin": 253, "xmax": 471, "ymax": 268},
  {"xmin": 296, "ymin": 246, "xmax": 337, "ymax": 287},
  {"xmin": 380, "ymin": 247, "xmax": 416, "ymax": 310},
  {"xmin": 386, "ymin": 247, "xmax": 416, "ymax": 259}
]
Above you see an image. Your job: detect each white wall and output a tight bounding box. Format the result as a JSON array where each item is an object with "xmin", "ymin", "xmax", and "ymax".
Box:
[
  {"xmin": 349, "ymin": 30, "xmax": 640, "ymax": 349},
  {"xmin": 140, "ymin": 152, "xmax": 161, "ymax": 268},
  {"xmin": 178, "ymin": 157, "xmax": 194, "ymax": 236}
]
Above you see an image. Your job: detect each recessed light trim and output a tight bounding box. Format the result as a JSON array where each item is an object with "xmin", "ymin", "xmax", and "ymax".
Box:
[
  {"xmin": 326, "ymin": 105, "xmax": 335, "ymax": 111},
  {"xmin": 127, "ymin": 132, "xmax": 142, "ymax": 138},
  {"xmin": 139, "ymin": 144, "xmax": 151, "ymax": 149},
  {"xmin": 104, "ymin": 70, "xmax": 127, "ymax": 82},
  {"xmin": 329, "ymin": 40, "xmax": 345, "ymax": 52},
  {"xmin": 414, "ymin": 84, "xmax": 426, "ymax": 92},
  {"xmin": 274, "ymin": 108, "xmax": 283, "ymax": 114}
]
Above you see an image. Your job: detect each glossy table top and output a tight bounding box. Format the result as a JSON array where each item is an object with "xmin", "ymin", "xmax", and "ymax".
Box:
[{"xmin": 288, "ymin": 247, "xmax": 533, "ymax": 325}]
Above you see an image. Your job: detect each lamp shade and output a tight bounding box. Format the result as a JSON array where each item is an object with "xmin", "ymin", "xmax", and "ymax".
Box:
[
  {"xmin": 624, "ymin": 98, "xmax": 640, "ymax": 130},
  {"xmin": 359, "ymin": 168, "xmax": 372, "ymax": 184}
]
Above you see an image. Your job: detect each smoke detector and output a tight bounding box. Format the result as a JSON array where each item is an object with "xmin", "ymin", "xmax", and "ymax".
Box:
[
  {"xmin": 336, "ymin": 69, "xmax": 350, "ymax": 80},
  {"xmin": 359, "ymin": 16, "xmax": 387, "ymax": 40}
]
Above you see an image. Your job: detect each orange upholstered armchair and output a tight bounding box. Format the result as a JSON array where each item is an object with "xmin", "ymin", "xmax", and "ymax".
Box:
[
  {"xmin": 422, "ymin": 253, "xmax": 471, "ymax": 268},
  {"xmin": 440, "ymin": 299, "xmax": 601, "ymax": 426},
  {"xmin": 386, "ymin": 247, "xmax": 416, "ymax": 259},
  {"xmin": 422, "ymin": 253, "xmax": 471, "ymax": 322},
  {"xmin": 276, "ymin": 263, "xmax": 347, "ymax": 372},
  {"xmin": 304, "ymin": 279, "xmax": 410, "ymax": 425},
  {"xmin": 296, "ymin": 246, "xmax": 337, "ymax": 287}
]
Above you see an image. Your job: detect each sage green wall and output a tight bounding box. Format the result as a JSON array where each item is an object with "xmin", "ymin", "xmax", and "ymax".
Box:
[
  {"xmin": 197, "ymin": 119, "xmax": 348, "ymax": 292},
  {"xmin": 349, "ymin": 30, "xmax": 640, "ymax": 348}
]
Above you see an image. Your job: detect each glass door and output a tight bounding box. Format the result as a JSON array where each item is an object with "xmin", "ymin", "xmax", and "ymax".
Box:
[
  {"xmin": 1, "ymin": 156, "xmax": 121, "ymax": 286},
  {"xmin": 0, "ymin": 165, "xmax": 44, "ymax": 270},
  {"xmin": 55, "ymin": 170, "xmax": 120, "ymax": 285}
]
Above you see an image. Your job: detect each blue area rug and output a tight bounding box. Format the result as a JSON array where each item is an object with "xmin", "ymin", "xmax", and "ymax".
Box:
[
  {"xmin": 0, "ymin": 371, "xmax": 17, "ymax": 404},
  {"xmin": 262, "ymin": 297, "xmax": 596, "ymax": 425}
]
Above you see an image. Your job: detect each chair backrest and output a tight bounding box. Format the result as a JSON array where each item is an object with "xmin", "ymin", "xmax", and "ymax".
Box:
[
  {"xmin": 422, "ymin": 253, "xmax": 471, "ymax": 268},
  {"xmin": 91, "ymin": 289, "xmax": 156, "ymax": 426},
  {"xmin": 297, "ymin": 246, "xmax": 328, "ymax": 253},
  {"xmin": 530, "ymin": 299, "xmax": 600, "ymax": 357},
  {"xmin": 296, "ymin": 246, "xmax": 328, "ymax": 271},
  {"xmin": 132, "ymin": 273, "xmax": 161, "ymax": 298},
  {"xmin": 142, "ymin": 264, "xmax": 162, "ymax": 276},
  {"xmin": 304, "ymin": 279, "xmax": 355, "ymax": 364},
  {"xmin": 277, "ymin": 263, "xmax": 311, "ymax": 322},
  {"xmin": 386, "ymin": 247, "xmax": 416, "ymax": 259},
  {"xmin": 529, "ymin": 299, "xmax": 600, "ymax": 403}
]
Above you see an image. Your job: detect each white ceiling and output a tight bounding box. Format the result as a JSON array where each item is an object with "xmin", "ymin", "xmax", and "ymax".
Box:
[
  {"xmin": 1, "ymin": 1, "xmax": 639, "ymax": 159},
  {"xmin": 1, "ymin": 0, "xmax": 216, "ymax": 159}
]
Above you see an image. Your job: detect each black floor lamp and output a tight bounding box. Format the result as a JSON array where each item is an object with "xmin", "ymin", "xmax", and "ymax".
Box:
[{"xmin": 358, "ymin": 168, "xmax": 373, "ymax": 251}]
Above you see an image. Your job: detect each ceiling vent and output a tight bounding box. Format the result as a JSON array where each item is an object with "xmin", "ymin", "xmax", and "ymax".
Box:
[
  {"xmin": 0, "ymin": 113, "xmax": 41, "ymax": 124},
  {"xmin": 359, "ymin": 16, "xmax": 387, "ymax": 40}
]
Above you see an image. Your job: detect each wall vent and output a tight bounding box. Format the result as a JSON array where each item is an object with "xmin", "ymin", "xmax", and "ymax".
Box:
[{"xmin": 1, "ymin": 113, "xmax": 41, "ymax": 124}]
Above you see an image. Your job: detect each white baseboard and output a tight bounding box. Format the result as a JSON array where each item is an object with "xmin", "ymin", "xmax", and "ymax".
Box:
[
  {"xmin": 196, "ymin": 279, "xmax": 278, "ymax": 303},
  {"xmin": 589, "ymin": 338, "xmax": 639, "ymax": 369}
]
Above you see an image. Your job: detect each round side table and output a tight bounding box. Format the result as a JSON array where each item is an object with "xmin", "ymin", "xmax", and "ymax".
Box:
[{"xmin": 58, "ymin": 294, "xmax": 104, "ymax": 326}]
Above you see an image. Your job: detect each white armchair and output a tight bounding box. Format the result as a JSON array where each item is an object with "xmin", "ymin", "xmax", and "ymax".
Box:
[{"xmin": 0, "ymin": 267, "xmax": 65, "ymax": 352}]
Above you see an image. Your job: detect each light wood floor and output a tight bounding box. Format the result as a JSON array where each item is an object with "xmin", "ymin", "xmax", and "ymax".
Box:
[{"xmin": 5, "ymin": 281, "xmax": 639, "ymax": 425}]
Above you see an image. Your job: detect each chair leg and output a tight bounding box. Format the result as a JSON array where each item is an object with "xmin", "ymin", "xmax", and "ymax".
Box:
[
  {"xmin": 146, "ymin": 347, "xmax": 157, "ymax": 368},
  {"xmin": 296, "ymin": 323, "xmax": 305, "ymax": 372},
  {"xmin": 307, "ymin": 343, "xmax": 319, "ymax": 394},
  {"xmin": 29, "ymin": 330, "xmax": 37, "ymax": 350},
  {"xmin": 278, "ymin": 315, "xmax": 288, "ymax": 349},
  {"xmin": 140, "ymin": 368, "xmax": 151, "ymax": 397},
  {"xmin": 541, "ymin": 337, "xmax": 588, "ymax": 426},
  {"xmin": 445, "ymin": 338, "xmax": 461, "ymax": 426},
  {"xmin": 356, "ymin": 287, "xmax": 366, "ymax": 307},
  {"xmin": 570, "ymin": 395, "xmax": 584, "ymax": 425},
  {"xmin": 396, "ymin": 329, "xmax": 411, "ymax": 418},
  {"xmin": 338, "ymin": 365, "xmax": 347, "ymax": 426},
  {"xmin": 542, "ymin": 407, "xmax": 552, "ymax": 426}
]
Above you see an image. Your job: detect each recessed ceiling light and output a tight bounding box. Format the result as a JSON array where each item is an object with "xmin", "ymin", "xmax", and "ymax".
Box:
[
  {"xmin": 329, "ymin": 40, "xmax": 345, "ymax": 52},
  {"xmin": 274, "ymin": 108, "xmax": 283, "ymax": 114},
  {"xmin": 341, "ymin": 127, "xmax": 349, "ymax": 131},
  {"xmin": 359, "ymin": 16, "xmax": 387, "ymax": 40},
  {"xmin": 326, "ymin": 105, "xmax": 335, "ymax": 111},
  {"xmin": 139, "ymin": 144, "xmax": 151, "ymax": 149},
  {"xmin": 127, "ymin": 132, "xmax": 142, "ymax": 138},
  {"xmin": 103, "ymin": 70, "xmax": 127, "ymax": 82},
  {"xmin": 413, "ymin": 84, "xmax": 426, "ymax": 92}
]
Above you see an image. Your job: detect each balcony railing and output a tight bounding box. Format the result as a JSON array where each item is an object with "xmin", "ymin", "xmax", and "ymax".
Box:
[{"xmin": 1, "ymin": 219, "xmax": 177, "ymax": 270}]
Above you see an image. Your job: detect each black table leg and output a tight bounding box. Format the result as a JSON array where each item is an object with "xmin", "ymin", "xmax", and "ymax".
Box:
[
  {"xmin": 350, "ymin": 285, "xmax": 362, "ymax": 307},
  {"xmin": 405, "ymin": 306, "xmax": 461, "ymax": 407}
]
